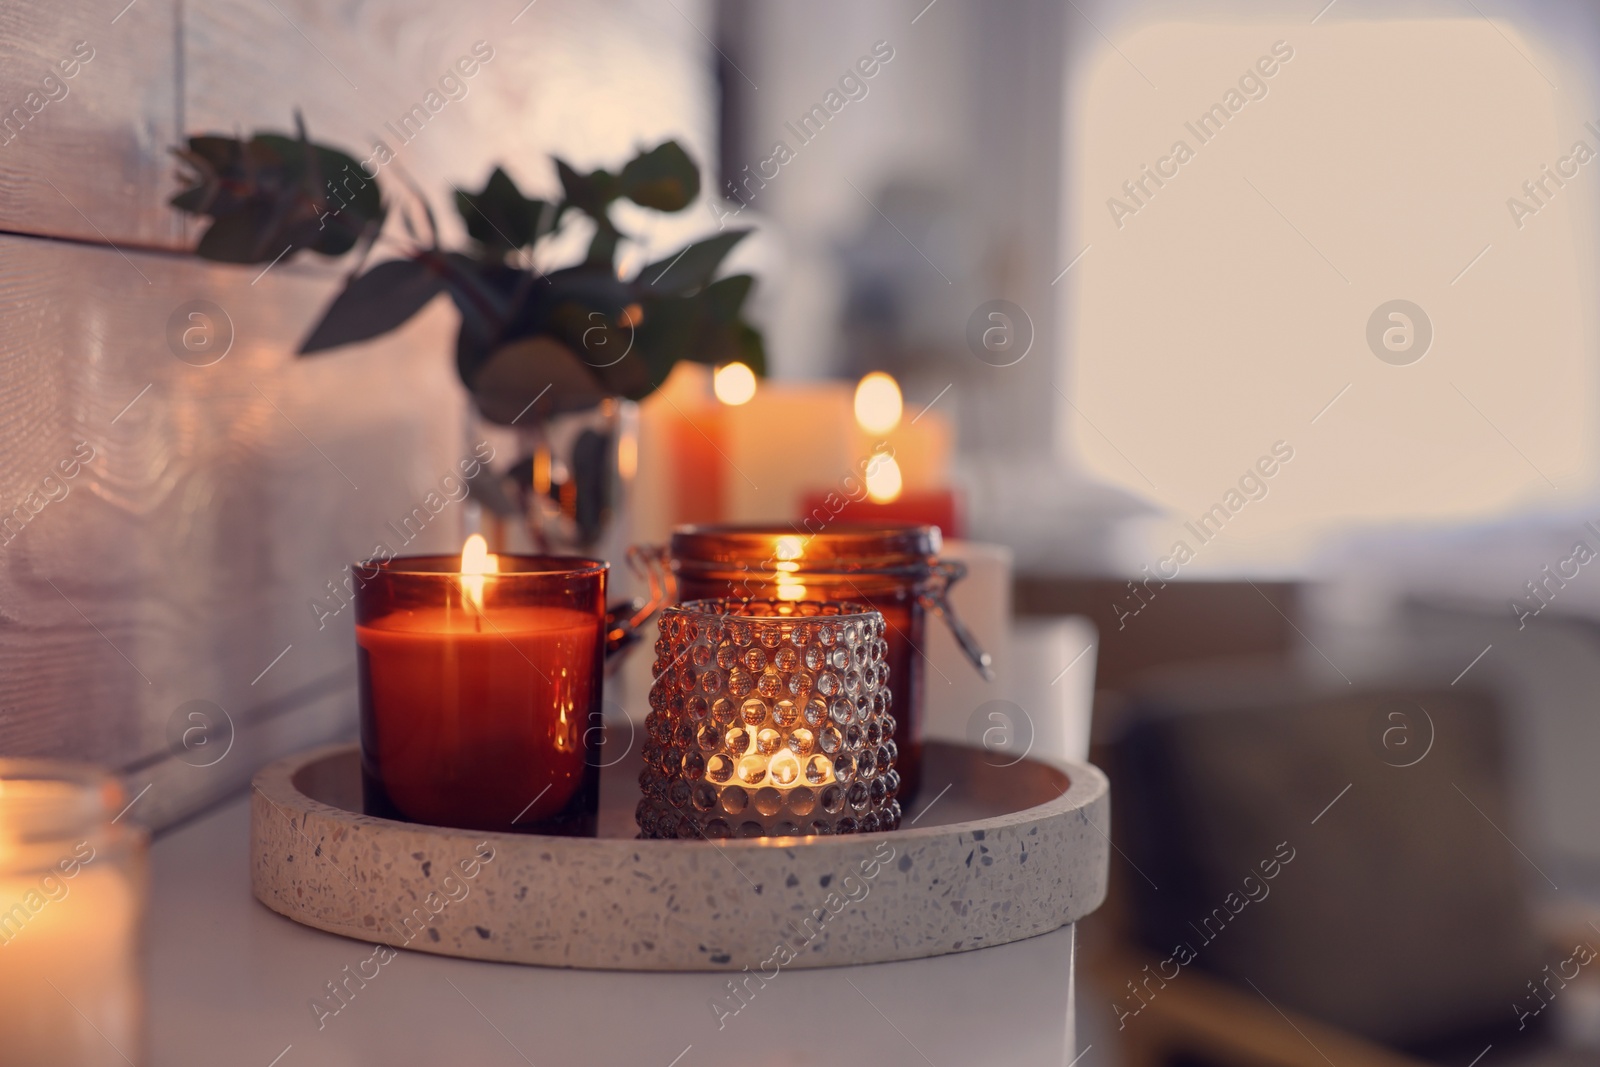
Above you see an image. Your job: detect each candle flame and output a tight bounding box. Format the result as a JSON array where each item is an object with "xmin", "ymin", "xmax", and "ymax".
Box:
[
  {"xmin": 460, "ymin": 534, "xmax": 499, "ymax": 613},
  {"xmin": 866, "ymin": 454, "xmax": 903, "ymax": 503},
  {"xmin": 773, "ymin": 536, "xmax": 806, "ymax": 598},
  {"xmin": 854, "ymin": 372, "xmax": 903, "ymax": 435},
  {"xmin": 769, "ymin": 749, "xmax": 801, "ymax": 787},
  {"xmin": 713, "ymin": 362, "xmax": 757, "ymax": 406}
]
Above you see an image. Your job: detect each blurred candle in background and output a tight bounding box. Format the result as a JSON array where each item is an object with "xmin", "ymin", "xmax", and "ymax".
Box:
[
  {"xmin": 799, "ymin": 372, "xmax": 961, "ymax": 535},
  {"xmin": 851, "ymin": 373, "xmax": 955, "ymax": 506},
  {"xmin": 722, "ymin": 377, "xmax": 859, "ymax": 524},
  {"xmin": 633, "ymin": 367, "xmax": 959, "ymax": 539},
  {"xmin": 712, "ymin": 362, "xmax": 757, "ymax": 406},
  {"xmin": 853, "ymin": 371, "xmax": 903, "ymax": 435},
  {"xmin": 0, "ymin": 762, "xmax": 146, "ymax": 1067},
  {"xmin": 634, "ymin": 363, "xmax": 728, "ymax": 539}
]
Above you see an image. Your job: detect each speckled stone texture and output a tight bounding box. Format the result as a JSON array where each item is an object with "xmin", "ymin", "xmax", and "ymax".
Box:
[{"xmin": 250, "ymin": 739, "xmax": 1108, "ymax": 971}]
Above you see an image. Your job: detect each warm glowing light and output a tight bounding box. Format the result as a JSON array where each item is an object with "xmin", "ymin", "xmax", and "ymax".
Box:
[
  {"xmin": 617, "ymin": 433, "xmax": 638, "ymax": 481},
  {"xmin": 462, "ymin": 533, "xmax": 496, "ymax": 573},
  {"xmin": 713, "ymin": 362, "xmax": 757, "ymax": 406},
  {"xmin": 854, "ymin": 372, "xmax": 903, "ymax": 435},
  {"xmin": 774, "ymin": 535, "xmax": 803, "ymax": 561},
  {"xmin": 459, "ymin": 534, "xmax": 499, "ymax": 613},
  {"xmin": 776, "ymin": 579, "xmax": 808, "ymax": 601},
  {"xmin": 866, "ymin": 454, "xmax": 903, "ymax": 503},
  {"xmin": 768, "ymin": 749, "xmax": 801, "ymax": 787}
]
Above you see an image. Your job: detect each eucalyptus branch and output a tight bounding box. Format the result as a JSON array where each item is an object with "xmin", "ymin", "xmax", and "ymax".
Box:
[{"xmin": 168, "ymin": 122, "xmax": 765, "ymax": 420}]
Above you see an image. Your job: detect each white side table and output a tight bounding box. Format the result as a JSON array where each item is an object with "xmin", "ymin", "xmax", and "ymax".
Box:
[{"xmin": 149, "ymin": 796, "xmax": 1084, "ymax": 1066}]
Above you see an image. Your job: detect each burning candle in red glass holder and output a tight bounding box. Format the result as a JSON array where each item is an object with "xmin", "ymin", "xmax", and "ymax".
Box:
[{"xmin": 354, "ymin": 537, "xmax": 607, "ymax": 835}]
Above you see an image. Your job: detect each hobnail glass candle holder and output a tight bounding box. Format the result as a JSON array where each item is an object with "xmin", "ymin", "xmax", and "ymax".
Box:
[{"xmin": 638, "ymin": 599, "xmax": 902, "ymax": 839}]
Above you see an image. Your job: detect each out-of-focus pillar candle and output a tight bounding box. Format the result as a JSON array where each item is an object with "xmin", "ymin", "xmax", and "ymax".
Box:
[
  {"xmin": 797, "ymin": 488, "xmax": 963, "ymax": 539},
  {"xmin": 634, "ymin": 363, "xmax": 727, "ymax": 543},
  {"xmin": 793, "ymin": 372, "xmax": 959, "ymax": 533},
  {"xmin": 0, "ymin": 764, "xmax": 147, "ymax": 1066},
  {"xmin": 722, "ymin": 379, "xmax": 859, "ymax": 524},
  {"xmin": 852, "ymin": 405, "xmax": 954, "ymax": 495},
  {"xmin": 846, "ymin": 371, "xmax": 955, "ymax": 493},
  {"xmin": 637, "ymin": 367, "xmax": 958, "ymax": 540}
]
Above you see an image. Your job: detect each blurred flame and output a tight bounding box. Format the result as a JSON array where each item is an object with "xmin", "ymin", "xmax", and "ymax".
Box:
[
  {"xmin": 773, "ymin": 535, "xmax": 805, "ymax": 597},
  {"xmin": 769, "ymin": 749, "xmax": 801, "ymax": 786},
  {"xmin": 713, "ymin": 362, "xmax": 757, "ymax": 406},
  {"xmin": 866, "ymin": 454, "xmax": 903, "ymax": 503},
  {"xmin": 854, "ymin": 372, "xmax": 903, "ymax": 435},
  {"xmin": 617, "ymin": 433, "xmax": 638, "ymax": 481},
  {"xmin": 460, "ymin": 534, "xmax": 499, "ymax": 613}
]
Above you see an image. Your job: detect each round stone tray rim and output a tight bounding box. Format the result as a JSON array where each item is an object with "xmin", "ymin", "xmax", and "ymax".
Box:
[
  {"xmin": 252, "ymin": 738, "xmax": 1111, "ymax": 970},
  {"xmin": 254, "ymin": 740, "xmax": 1108, "ymax": 851}
]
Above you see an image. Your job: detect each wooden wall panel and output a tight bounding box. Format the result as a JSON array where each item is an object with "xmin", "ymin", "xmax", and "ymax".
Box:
[
  {"xmin": 183, "ymin": 0, "xmax": 719, "ymax": 251},
  {"xmin": 0, "ymin": 0, "xmax": 716, "ymax": 829},
  {"xmin": 0, "ymin": 236, "xmax": 465, "ymax": 829},
  {"xmin": 0, "ymin": 1, "xmax": 181, "ymax": 246}
]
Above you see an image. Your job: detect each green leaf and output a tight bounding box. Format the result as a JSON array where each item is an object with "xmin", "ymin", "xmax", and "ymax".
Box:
[
  {"xmin": 298, "ymin": 258, "xmax": 447, "ymax": 354},
  {"xmin": 554, "ymin": 158, "xmax": 621, "ymax": 219},
  {"xmin": 546, "ymin": 304, "xmax": 634, "ymax": 369},
  {"xmin": 171, "ymin": 123, "xmax": 383, "ymax": 265},
  {"xmin": 637, "ymin": 230, "xmax": 749, "ymax": 295},
  {"xmin": 469, "ymin": 336, "xmax": 610, "ymax": 423},
  {"xmin": 584, "ymin": 220, "xmax": 622, "ymax": 268},
  {"xmin": 437, "ymin": 252, "xmax": 524, "ymax": 381},
  {"xmin": 181, "ymin": 135, "xmax": 244, "ymax": 172},
  {"xmin": 535, "ymin": 263, "xmax": 636, "ymax": 311},
  {"xmin": 313, "ymin": 146, "xmax": 382, "ymax": 228},
  {"xmin": 169, "ymin": 184, "xmax": 212, "ymax": 215},
  {"xmin": 454, "ymin": 167, "xmax": 556, "ymax": 253},
  {"xmin": 619, "ymin": 141, "xmax": 700, "ymax": 212},
  {"xmin": 193, "ymin": 204, "xmax": 277, "ymax": 263},
  {"xmin": 731, "ymin": 320, "xmax": 766, "ymax": 377},
  {"xmin": 701, "ymin": 273, "xmax": 754, "ymax": 320},
  {"xmin": 615, "ymin": 291, "xmax": 764, "ymax": 398}
]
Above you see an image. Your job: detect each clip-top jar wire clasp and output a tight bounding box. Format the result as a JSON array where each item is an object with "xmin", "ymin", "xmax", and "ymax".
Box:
[
  {"xmin": 603, "ymin": 543, "xmax": 677, "ymax": 666},
  {"xmin": 918, "ymin": 559, "xmax": 996, "ymax": 681}
]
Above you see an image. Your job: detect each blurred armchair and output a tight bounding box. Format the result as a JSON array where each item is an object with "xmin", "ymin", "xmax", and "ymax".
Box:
[{"xmin": 1088, "ymin": 659, "xmax": 1579, "ymax": 1067}]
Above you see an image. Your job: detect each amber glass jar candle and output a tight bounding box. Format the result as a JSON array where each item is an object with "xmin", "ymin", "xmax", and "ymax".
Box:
[
  {"xmin": 354, "ymin": 541, "xmax": 607, "ymax": 835},
  {"xmin": 668, "ymin": 524, "xmax": 985, "ymax": 803}
]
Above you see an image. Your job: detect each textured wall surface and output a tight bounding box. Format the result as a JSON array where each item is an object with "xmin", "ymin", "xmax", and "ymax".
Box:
[{"xmin": 0, "ymin": 0, "xmax": 714, "ymax": 830}]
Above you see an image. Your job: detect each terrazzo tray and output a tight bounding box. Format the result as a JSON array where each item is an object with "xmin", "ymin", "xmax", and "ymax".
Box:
[{"xmin": 249, "ymin": 738, "xmax": 1109, "ymax": 971}]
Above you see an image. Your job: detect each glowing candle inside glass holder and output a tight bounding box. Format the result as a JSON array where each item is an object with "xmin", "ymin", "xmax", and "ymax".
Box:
[
  {"xmin": 355, "ymin": 538, "xmax": 608, "ymax": 835},
  {"xmin": 0, "ymin": 762, "xmax": 147, "ymax": 1066},
  {"xmin": 637, "ymin": 599, "xmax": 901, "ymax": 840}
]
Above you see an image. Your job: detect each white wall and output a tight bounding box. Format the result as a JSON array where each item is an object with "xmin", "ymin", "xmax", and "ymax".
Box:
[
  {"xmin": 1066, "ymin": 0, "xmax": 1600, "ymax": 573},
  {"xmin": 723, "ymin": 0, "xmax": 1070, "ymax": 458}
]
